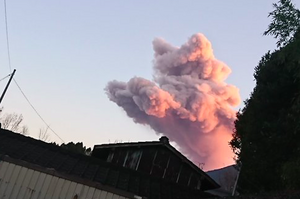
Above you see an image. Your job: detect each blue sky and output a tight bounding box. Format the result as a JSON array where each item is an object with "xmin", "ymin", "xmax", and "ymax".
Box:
[{"xmin": 1, "ymin": 0, "xmax": 299, "ymax": 148}]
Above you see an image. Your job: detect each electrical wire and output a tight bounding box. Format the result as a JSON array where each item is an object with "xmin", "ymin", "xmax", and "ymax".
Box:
[
  {"xmin": 4, "ymin": 0, "xmax": 12, "ymax": 73},
  {"xmin": 0, "ymin": 0, "xmax": 65, "ymax": 142},
  {"xmin": 0, "ymin": 74, "xmax": 10, "ymax": 82},
  {"xmin": 13, "ymin": 78, "xmax": 65, "ymax": 143},
  {"xmin": 3, "ymin": 0, "xmax": 65, "ymax": 143}
]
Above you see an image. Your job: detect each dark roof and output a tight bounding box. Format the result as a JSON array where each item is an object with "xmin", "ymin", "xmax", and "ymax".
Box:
[
  {"xmin": 0, "ymin": 128, "xmax": 214, "ymax": 199},
  {"xmin": 93, "ymin": 138, "xmax": 219, "ymax": 190}
]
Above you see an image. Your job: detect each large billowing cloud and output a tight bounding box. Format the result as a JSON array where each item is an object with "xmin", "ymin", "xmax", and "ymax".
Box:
[{"xmin": 105, "ymin": 33, "xmax": 240, "ymax": 170}]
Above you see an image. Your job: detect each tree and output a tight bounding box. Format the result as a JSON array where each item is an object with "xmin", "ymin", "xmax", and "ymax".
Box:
[
  {"xmin": 38, "ymin": 126, "xmax": 50, "ymax": 142},
  {"xmin": 0, "ymin": 112, "xmax": 29, "ymax": 135},
  {"xmin": 231, "ymin": 34, "xmax": 300, "ymax": 193},
  {"xmin": 61, "ymin": 142, "xmax": 91, "ymax": 156},
  {"xmin": 264, "ymin": 0, "xmax": 300, "ymax": 47},
  {"xmin": 231, "ymin": 0, "xmax": 300, "ymax": 192}
]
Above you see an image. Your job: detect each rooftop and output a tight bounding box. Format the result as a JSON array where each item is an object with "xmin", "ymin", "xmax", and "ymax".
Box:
[
  {"xmin": 0, "ymin": 128, "xmax": 215, "ymax": 199},
  {"xmin": 93, "ymin": 136, "xmax": 219, "ymax": 190}
]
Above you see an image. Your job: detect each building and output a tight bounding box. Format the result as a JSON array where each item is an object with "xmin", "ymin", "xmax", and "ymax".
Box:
[
  {"xmin": 0, "ymin": 128, "xmax": 218, "ymax": 199},
  {"xmin": 92, "ymin": 136, "xmax": 219, "ymax": 192}
]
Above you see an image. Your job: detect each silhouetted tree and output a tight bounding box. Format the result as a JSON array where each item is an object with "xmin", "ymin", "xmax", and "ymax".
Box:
[
  {"xmin": 231, "ymin": 0, "xmax": 300, "ymax": 192},
  {"xmin": 38, "ymin": 126, "xmax": 50, "ymax": 142},
  {"xmin": 61, "ymin": 142, "xmax": 91, "ymax": 155},
  {"xmin": 0, "ymin": 112, "xmax": 29, "ymax": 135},
  {"xmin": 264, "ymin": 0, "xmax": 300, "ymax": 47}
]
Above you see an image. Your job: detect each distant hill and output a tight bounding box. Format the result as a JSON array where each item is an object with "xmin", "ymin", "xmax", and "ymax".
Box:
[{"xmin": 206, "ymin": 165, "xmax": 239, "ymax": 197}]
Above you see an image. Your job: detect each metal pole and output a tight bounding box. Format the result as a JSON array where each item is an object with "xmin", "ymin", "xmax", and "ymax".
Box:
[
  {"xmin": 232, "ymin": 163, "xmax": 242, "ymax": 196},
  {"xmin": 0, "ymin": 69, "xmax": 16, "ymax": 105}
]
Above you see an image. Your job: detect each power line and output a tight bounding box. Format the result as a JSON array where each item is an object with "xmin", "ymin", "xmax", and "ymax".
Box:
[
  {"xmin": 3, "ymin": 0, "xmax": 64, "ymax": 144},
  {"xmin": 13, "ymin": 78, "xmax": 65, "ymax": 143},
  {"xmin": 0, "ymin": 74, "xmax": 10, "ymax": 82},
  {"xmin": 3, "ymin": 0, "xmax": 12, "ymax": 73}
]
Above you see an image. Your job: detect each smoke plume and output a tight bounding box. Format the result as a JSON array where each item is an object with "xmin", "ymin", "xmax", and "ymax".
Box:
[{"xmin": 105, "ymin": 33, "xmax": 240, "ymax": 170}]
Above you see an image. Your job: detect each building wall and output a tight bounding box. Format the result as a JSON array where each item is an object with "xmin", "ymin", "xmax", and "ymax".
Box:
[
  {"xmin": 0, "ymin": 160, "xmax": 131, "ymax": 199},
  {"xmin": 103, "ymin": 146, "xmax": 202, "ymax": 190}
]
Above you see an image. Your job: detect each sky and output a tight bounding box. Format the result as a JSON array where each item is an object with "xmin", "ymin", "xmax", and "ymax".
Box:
[{"xmin": 1, "ymin": 0, "xmax": 299, "ymax": 168}]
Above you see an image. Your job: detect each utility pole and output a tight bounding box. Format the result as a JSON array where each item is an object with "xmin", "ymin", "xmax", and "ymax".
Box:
[
  {"xmin": 0, "ymin": 69, "xmax": 16, "ymax": 105},
  {"xmin": 232, "ymin": 162, "xmax": 242, "ymax": 196}
]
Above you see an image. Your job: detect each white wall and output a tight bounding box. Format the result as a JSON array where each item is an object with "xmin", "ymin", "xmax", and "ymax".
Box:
[{"xmin": 0, "ymin": 160, "xmax": 130, "ymax": 199}]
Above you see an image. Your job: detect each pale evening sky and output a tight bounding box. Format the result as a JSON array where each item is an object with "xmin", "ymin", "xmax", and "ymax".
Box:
[{"xmin": 1, "ymin": 1, "xmax": 298, "ymax": 152}]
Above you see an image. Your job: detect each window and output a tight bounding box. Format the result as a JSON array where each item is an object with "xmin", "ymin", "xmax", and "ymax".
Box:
[
  {"xmin": 107, "ymin": 151, "xmax": 114, "ymax": 162},
  {"xmin": 123, "ymin": 150, "xmax": 143, "ymax": 170},
  {"xmin": 177, "ymin": 165, "xmax": 191, "ymax": 186},
  {"xmin": 164, "ymin": 155, "xmax": 181, "ymax": 182},
  {"xmin": 189, "ymin": 173, "xmax": 201, "ymax": 190},
  {"xmin": 151, "ymin": 149, "xmax": 169, "ymax": 178}
]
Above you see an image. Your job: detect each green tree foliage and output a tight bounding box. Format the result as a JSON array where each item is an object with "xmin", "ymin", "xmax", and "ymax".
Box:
[
  {"xmin": 264, "ymin": 0, "xmax": 300, "ymax": 47},
  {"xmin": 61, "ymin": 142, "xmax": 92, "ymax": 155},
  {"xmin": 231, "ymin": 29, "xmax": 300, "ymax": 192}
]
